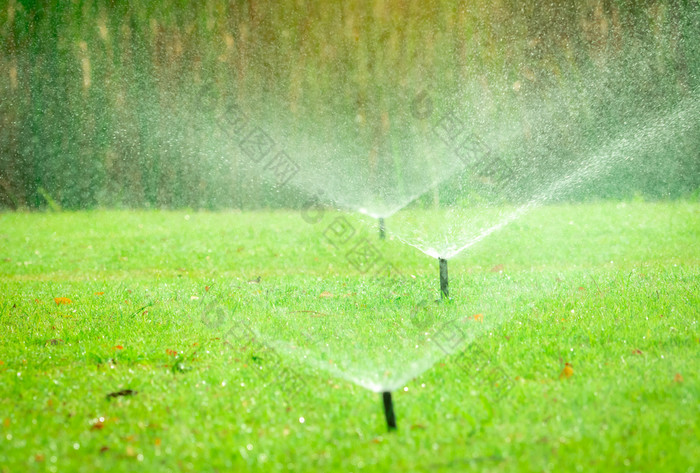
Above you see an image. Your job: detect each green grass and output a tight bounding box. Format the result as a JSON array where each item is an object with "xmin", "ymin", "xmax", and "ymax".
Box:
[{"xmin": 0, "ymin": 201, "xmax": 699, "ymax": 472}]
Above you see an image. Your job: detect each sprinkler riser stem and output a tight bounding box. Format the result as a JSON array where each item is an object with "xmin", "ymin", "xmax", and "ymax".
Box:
[
  {"xmin": 439, "ymin": 258, "xmax": 449, "ymax": 299},
  {"xmin": 379, "ymin": 218, "xmax": 386, "ymax": 240},
  {"xmin": 382, "ymin": 391, "xmax": 397, "ymax": 431}
]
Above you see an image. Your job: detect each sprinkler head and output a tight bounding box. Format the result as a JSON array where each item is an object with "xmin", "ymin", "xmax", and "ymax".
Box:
[
  {"xmin": 382, "ymin": 391, "xmax": 397, "ymax": 431},
  {"xmin": 439, "ymin": 258, "xmax": 449, "ymax": 299}
]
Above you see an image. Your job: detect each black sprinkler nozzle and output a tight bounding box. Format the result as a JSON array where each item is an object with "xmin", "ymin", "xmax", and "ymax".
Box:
[
  {"xmin": 382, "ymin": 391, "xmax": 397, "ymax": 431},
  {"xmin": 439, "ymin": 258, "xmax": 449, "ymax": 299}
]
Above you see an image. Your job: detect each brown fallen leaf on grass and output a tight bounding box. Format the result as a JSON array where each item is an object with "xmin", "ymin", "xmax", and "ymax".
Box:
[
  {"xmin": 99, "ymin": 446, "xmax": 109, "ymax": 453},
  {"xmin": 471, "ymin": 314, "xmax": 483, "ymax": 322},
  {"xmin": 289, "ymin": 310, "xmax": 329, "ymax": 318},
  {"xmin": 94, "ymin": 292, "xmax": 104, "ymax": 296},
  {"xmin": 490, "ymin": 264, "xmax": 504, "ymax": 273},
  {"xmin": 106, "ymin": 389, "xmax": 137, "ymax": 400},
  {"xmin": 46, "ymin": 339, "xmax": 64, "ymax": 346},
  {"xmin": 54, "ymin": 297, "xmax": 72, "ymax": 305},
  {"xmin": 319, "ymin": 291, "xmax": 334, "ymax": 298},
  {"xmin": 113, "ymin": 345, "xmax": 123, "ymax": 350},
  {"xmin": 674, "ymin": 373, "xmax": 684, "ymax": 383},
  {"xmin": 559, "ymin": 363, "xmax": 574, "ymax": 379}
]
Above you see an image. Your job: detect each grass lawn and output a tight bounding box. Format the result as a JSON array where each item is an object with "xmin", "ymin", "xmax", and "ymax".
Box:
[{"xmin": 0, "ymin": 201, "xmax": 698, "ymax": 472}]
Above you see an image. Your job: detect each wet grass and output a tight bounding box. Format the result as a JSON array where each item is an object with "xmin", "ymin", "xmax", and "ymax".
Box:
[{"xmin": 0, "ymin": 201, "xmax": 699, "ymax": 472}]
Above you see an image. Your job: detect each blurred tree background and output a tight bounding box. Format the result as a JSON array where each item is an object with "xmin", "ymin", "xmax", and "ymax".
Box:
[{"xmin": 0, "ymin": 0, "xmax": 698, "ymax": 210}]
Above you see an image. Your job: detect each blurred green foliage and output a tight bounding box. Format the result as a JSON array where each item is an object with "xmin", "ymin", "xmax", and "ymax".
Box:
[{"xmin": 0, "ymin": 0, "xmax": 698, "ymax": 210}]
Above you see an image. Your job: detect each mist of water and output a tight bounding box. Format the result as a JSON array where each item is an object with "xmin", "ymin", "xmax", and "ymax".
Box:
[
  {"xmin": 391, "ymin": 89, "xmax": 700, "ymax": 260},
  {"xmin": 211, "ymin": 2, "xmax": 700, "ymax": 392}
]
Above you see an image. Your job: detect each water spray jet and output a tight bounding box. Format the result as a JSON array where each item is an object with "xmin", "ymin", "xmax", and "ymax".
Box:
[
  {"xmin": 382, "ymin": 391, "xmax": 397, "ymax": 431},
  {"xmin": 439, "ymin": 258, "xmax": 449, "ymax": 299}
]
